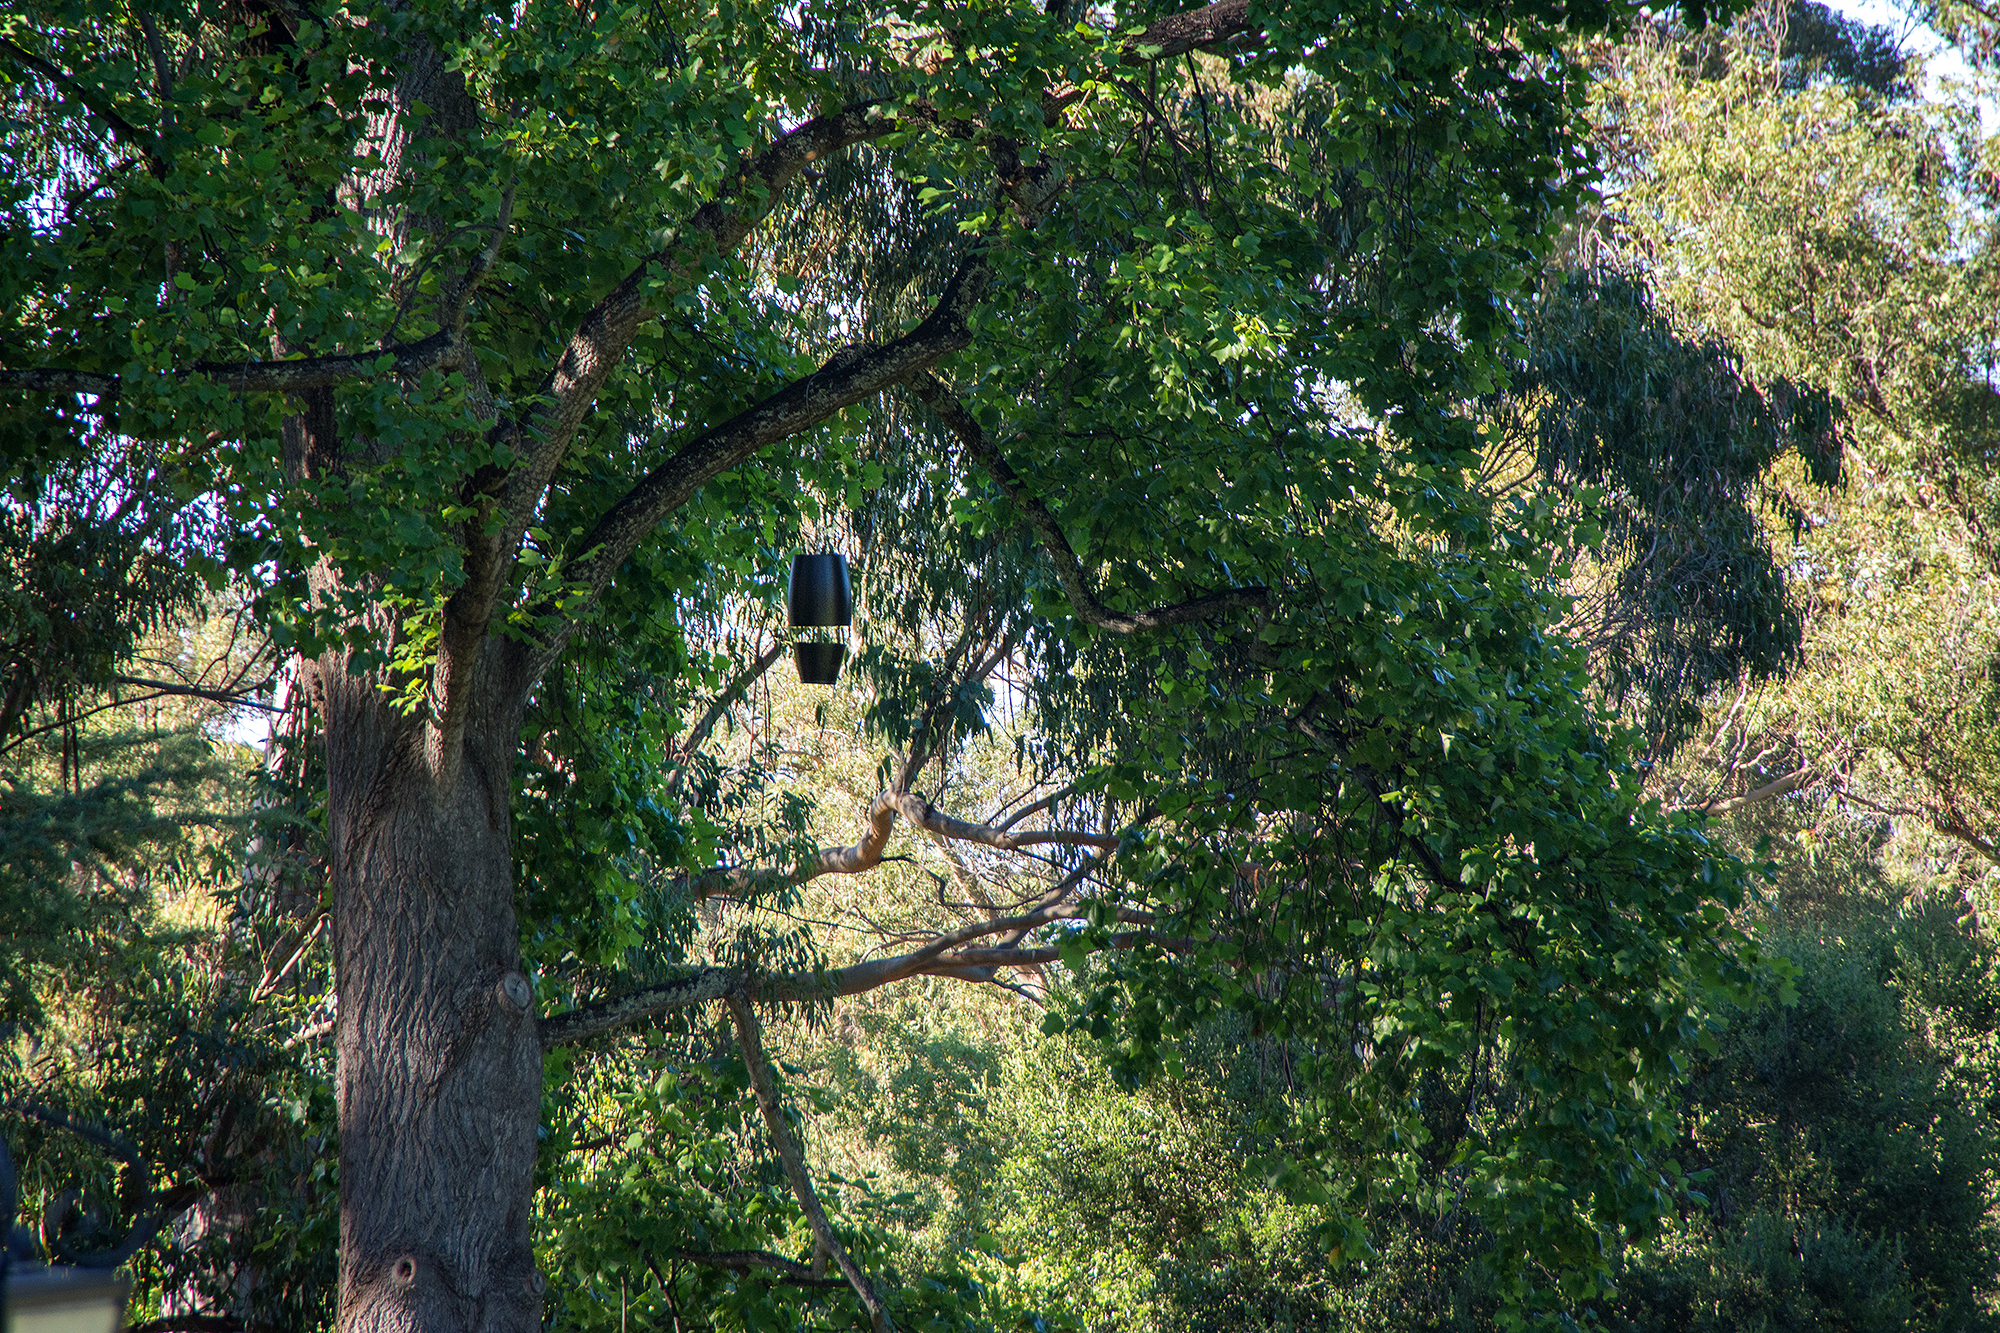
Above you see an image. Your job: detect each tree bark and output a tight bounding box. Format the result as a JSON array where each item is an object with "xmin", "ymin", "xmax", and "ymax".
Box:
[
  {"xmin": 322, "ymin": 645, "xmax": 543, "ymax": 1333},
  {"xmin": 286, "ymin": 22, "xmax": 548, "ymax": 1331}
]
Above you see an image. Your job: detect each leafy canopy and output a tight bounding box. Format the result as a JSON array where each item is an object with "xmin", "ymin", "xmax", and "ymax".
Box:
[{"xmin": 0, "ymin": 0, "xmax": 1777, "ymax": 1321}]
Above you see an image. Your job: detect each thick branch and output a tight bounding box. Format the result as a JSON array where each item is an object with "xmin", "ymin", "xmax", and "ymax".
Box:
[
  {"xmin": 726, "ymin": 997, "xmax": 894, "ymax": 1333},
  {"xmin": 1838, "ymin": 786, "xmax": 2000, "ymax": 865},
  {"xmin": 108, "ymin": 675, "xmax": 281, "ymax": 711},
  {"xmin": 1122, "ymin": 0, "xmax": 1259, "ymax": 62},
  {"xmin": 541, "ymin": 846, "xmax": 1131, "ymax": 1050},
  {"xmin": 894, "ymin": 790, "xmax": 1118, "ymax": 854},
  {"xmin": 480, "ymin": 105, "xmax": 900, "ymax": 626},
  {"xmin": 486, "ymin": 4, "xmax": 1266, "ymax": 699},
  {"xmin": 1040, "ymin": 0, "xmax": 1262, "ymax": 120},
  {"xmin": 908, "ymin": 372, "xmax": 1268, "ymax": 632},
  {"xmin": 1673, "ymin": 766, "xmax": 1813, "ymax": 817},
  {"xmin": 5, "ymin": 1103, "xmax": 163, "ymax": 1268},
  {"xmin": 0, "ymin": 330, "xmax": 463, "ymax": 399},
  {"xmin": 0, "ymin": 367, "xmax": 121, "ymax": 397},
  {"xmin": 539, "ymin": 912, "xmax": 1163, "ymax": 1048},
  {"xmin": 135, "ymin": 14, "xmax": 173, "ymax": 102},
  {"xmin": 537, "ymin": 969, "xmax": 742, "ymax": 1046},
  {"xmin": 524, "ymin": 256, "xmax": 988, "ymax": 680}
]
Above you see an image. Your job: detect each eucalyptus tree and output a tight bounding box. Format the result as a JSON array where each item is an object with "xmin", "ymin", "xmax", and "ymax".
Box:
[
  {"xmin": 1487, "ymin": 266, "xmax": 1841, "ymax": 758},
  {"xmin": 3, "ymin": 0, "xmax": 1764, "ymax": 1329},
  {"xmin": 1590, "ymin": 0, "xmax": 2000, "ymax": 854}
]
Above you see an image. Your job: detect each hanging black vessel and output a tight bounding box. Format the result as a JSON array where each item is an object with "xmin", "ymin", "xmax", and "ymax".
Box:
[
  {"xmin": 787, "ymin": 552, "xmax": 852, "ymax": 627},
  {"xmin": 793, "ymin": 641, "xmax": 847, "ymax": 685},
  {"xmin": 787, "ymin": 553, "xmax": 852, "ymax": 684}
]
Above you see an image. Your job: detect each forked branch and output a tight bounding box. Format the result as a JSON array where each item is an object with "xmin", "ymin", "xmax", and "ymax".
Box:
[{"xmin": 686, "ymin": 787, "xmax": 1117, "ymax": 901}]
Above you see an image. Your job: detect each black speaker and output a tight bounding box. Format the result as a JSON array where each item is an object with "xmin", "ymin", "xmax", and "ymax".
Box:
[
  {"xmin": 794, "ymin": 642, "xmax": 847, "ymax": 685},
  {"xmin": 787, "ymin": 553, "xmax": 852, "ymax": 628}
]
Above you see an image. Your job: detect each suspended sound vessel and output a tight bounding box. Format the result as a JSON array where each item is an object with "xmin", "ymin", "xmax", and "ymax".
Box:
[{"xmin": 787, "ymin": 552, "xmax": 851, "ymax": 685}]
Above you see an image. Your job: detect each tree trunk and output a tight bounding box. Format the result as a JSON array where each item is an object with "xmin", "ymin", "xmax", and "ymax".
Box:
[
  {"xmin": 320, "ymin": 649, "xmax": 543, "ymax": 1333},
  {"xmin": 285, "ymin": 22, "xmax": 542, "ymax": 1329}
]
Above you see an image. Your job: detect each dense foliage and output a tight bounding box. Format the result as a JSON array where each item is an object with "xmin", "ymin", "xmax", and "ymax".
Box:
[{"xmin": 2, "ymin": 0, "xmax": 1996, "ymax": 1331}]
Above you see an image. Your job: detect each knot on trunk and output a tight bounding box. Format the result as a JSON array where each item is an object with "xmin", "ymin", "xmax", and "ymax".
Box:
[{"xmin": 496, "ymin": 971, "xmax": 533, "ymax": 1015}]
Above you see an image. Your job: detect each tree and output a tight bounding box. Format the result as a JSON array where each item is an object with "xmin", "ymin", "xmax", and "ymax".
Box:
[
  {"xmin": 1483, "ymin": 265, "xmax": 1841, "ymax": 757},
  {"xmin": 1586, "ymin": 0, "xmax": 2000, "ymax": 862},
  {"xmin": 2, "ymin": 1, "xmax": 1762, "ymax": 1329}
]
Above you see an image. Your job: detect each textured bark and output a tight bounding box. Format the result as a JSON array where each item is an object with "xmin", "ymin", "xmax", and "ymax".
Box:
[
  {"xmin": 322, "ymin": 648, "xmax": 543, "ymax": 1333},
  {"xmin": 308, "ymin": 23, "xmax": 546, "ymax": 1333}
]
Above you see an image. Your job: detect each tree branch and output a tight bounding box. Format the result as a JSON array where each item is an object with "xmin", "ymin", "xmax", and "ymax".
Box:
[
  {"xmin": 109, "ymin": 675, "xmax": 283, "ymax": 712},
  {"xmin": 1121, "ymin": 0, "xmax": 1259, "ymax": 63},
  {"xmin": 665, "ymin": 1250, "xmax": 846, "ymax": 1289},
  {"xmin": 0, "ymin": 330, "xmax": 464, "ymax": 400},
  {"xmin": 725, "ymin": 997, "xmax": 895, "ymax": 1333},
  {"xmin": 539, "ymin": 910, "xmax": 1165, "ymax": 1049},
  {"xmin": 473, "ymin": 105, "xmax": 901, "ymax": 662},
  {"xmin": 1837, "ymin": 786, "xmax": 2000, "ymax": 865},
  {"xmin": 685, "ymin": 786, "xmax": 1116, "ymax": 901},
  {"xmin": 1039, "ymin": 0, "xmax": 1263, "ymax": 121},
  {"xmin": 1672, "ymin": 766, "xmax": 1813, "ymax": 817},
  {"xmin": 538, "ymin": 969, "xmax": 743, "ymax": 1047},
  {"xmin": 541, "ymin": 843, "xmax": 1134, "ymax": 1050},
  {"xmin": 522, "ymin": 255, "xmax": 989, "ymax": 681},
  {"xmin": 135, "ymin": 14, "xmax": 174, "ymax": 102},
  {"xmin": 908, "ymin": 371, "xmax": 1268, "ymax": 632},
  {"xmin": 0, "ymin": 36, "xmax": 162, "ymax": 168},
  {"xmin": 438, "ymin": 177, "xmax": 517, "ymax": 333},
  {"xmin": 0, "ymin": 367, "xmax": 123, "ymax": 397},
  {"xmin": 994, "ymin": 781, "xmax": 1078, "ymax": 832},
  {"xmin": 666, "ymin": 643, "xmax": 786, "ymax": 800}
]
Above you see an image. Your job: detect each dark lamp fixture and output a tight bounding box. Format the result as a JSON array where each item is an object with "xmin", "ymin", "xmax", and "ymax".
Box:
[
  {"xmin": 787, "ymin": 553, "xmax": 852, "ymax": 685},
  {"xmin": 793, "ymin": 642, "xmax": 846, "ymax": 685}
]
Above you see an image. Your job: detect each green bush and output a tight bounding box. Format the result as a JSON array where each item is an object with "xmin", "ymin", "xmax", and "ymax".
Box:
[{"xmin": 1603, "ymin": 877, "xmax": 2000, "ymax": 1333}]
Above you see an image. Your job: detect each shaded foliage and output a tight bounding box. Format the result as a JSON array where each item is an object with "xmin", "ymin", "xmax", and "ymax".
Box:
[{"xmin": 1494, "ymin": 267, "xmax": 1842, "ymax": 756}]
